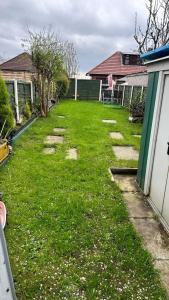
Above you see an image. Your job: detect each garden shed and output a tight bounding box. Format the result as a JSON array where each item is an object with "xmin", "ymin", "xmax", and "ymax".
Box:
[{"xmin": 137, "ymin": 44, "xmax": 169, "ymax": 233}]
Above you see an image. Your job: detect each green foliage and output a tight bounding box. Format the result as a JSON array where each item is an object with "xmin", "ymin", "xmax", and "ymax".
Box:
[
  {"xmin": 56, "ymin": 72, "xmax": 69, "ymax": 97},
  {"xmin": 23, "ymin": 102, "xmax": 32, "ymax": 119},
  {"xmin": 129, "ymin": 91, "xmax": 145, "ymax": 121},
  {"xmin": 0, "ymin": 76, "xmax": 14, "ymax": 137}
]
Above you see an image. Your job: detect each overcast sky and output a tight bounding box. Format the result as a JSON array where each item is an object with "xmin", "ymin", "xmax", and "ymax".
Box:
[{"xmin": 0, "ymin": 0, "xmax": 147, "ymax": 72}]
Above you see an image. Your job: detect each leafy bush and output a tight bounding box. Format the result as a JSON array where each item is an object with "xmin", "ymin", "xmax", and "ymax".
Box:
[
  {"xmin": 23, "ymin": 102, "xmax": 32, "ymax": 119},
  {"xmin": 129, "ymin": 91, "xmax": 145, "ymax": 122},
  {"xmin": 0, "ymin": 76, "xmax": 14, "ymax": 137},
  {"xmin": 55, "ymin": 72, "xmax": 69, "ymax": 98}
]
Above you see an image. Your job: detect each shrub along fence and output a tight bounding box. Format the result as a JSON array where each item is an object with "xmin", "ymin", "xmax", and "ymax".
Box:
[
  {"xmin": 5, "ymin": 80, "xmax": 33, "ymax": 124},
  {"xmin": 66, "ymin": 79, "xmax": 102, "ymax": 101}
]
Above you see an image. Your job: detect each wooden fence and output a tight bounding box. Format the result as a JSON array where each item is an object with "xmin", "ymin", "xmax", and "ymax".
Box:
[
  {"xmin": 66, "ymin": 79, "xmax": 101, "ymax": 100},
  {"xmin": 5, "ymin": 80, "xmax": 33, "ymax": 123},
  {"xmin": 102, "ymin": 84, "xmax": 147, "ymax": 107}
]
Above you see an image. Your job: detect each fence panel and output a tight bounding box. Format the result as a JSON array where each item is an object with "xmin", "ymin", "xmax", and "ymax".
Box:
[
  {"xmin": 66, "ymin": 79, "xmax": 100, "ymax": 100},
  {"xmin": 5, "ymin": 81, "xmax": 16, "ymax": 120},
  {"xmin": 77, "ymin": 79, "xmax": 100, "ymax": 100},
  {"xmin": 123, "ymin": 86, "xmax": 132, "ymax": 108}
]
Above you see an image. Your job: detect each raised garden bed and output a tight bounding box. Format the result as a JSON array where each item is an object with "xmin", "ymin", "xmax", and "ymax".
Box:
[{"xmin": 0, "ymin": 140, "xmax": 9, "ymax": 164}]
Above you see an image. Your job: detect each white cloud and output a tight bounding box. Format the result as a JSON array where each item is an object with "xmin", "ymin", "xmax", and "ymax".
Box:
[{"xmin": 0, "ymin": 0, "xmax": 148, "ymax": 71}]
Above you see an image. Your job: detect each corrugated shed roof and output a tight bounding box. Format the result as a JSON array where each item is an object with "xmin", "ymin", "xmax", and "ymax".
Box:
[
  {"xmin": 0, "ymin": 52, "xmax": 36, "ymax": 72},
  {"xmin": 87, "ymin": 51, "xmax": 147, "ymax": 76}
]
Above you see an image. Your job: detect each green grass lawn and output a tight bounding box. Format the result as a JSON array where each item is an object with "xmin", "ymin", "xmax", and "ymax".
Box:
[{"xmin": 0, "ymin": 100, "xmax": 167, "ymax": 299}]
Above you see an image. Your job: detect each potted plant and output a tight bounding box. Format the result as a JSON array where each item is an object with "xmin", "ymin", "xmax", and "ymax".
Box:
[{"xmin": 0, "ymin": 77, "xmax": 14, "ymax": 163}]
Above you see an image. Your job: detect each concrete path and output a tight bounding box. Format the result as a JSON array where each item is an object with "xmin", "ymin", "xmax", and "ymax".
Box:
[
  {"xmin": 66, "ymin": 148, "xmax": 78, "ymax": 160},
  {"xmin": 102, "ymin": 119, "xmax": 117, "ymax": 124},
  {"xmin": 132, "ymin": 134, "xmax": 141, "ymax": 138},
  {"xmin": 44, "ymin": 135, "xmax": 64, "ymax": 145},
  {"xmin": 111, "ymin": 173, "xmax": 169, "ymax": 294},
  {"xmin": 43, "ymin": 147, "xmax": 55, "ymax": 154},
  {"xmin": 109, "ymin": 132, "xmax": 123, "ymax": 139},
  {"xmin": 57, "ymin": 115, "xmax": 65, "ymax": 119},
  {"xmin": 112, "ymin": 146, "xmax": 139, "ymax": 160},
  {"xmin": 53, "ymin": 128, "xmax": 65, "ymax": 133}
]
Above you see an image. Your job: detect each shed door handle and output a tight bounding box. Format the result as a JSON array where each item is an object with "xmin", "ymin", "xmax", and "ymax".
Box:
[{"xmin": 167, "ymin": 142, "xmax": 169, "ymax": 155}]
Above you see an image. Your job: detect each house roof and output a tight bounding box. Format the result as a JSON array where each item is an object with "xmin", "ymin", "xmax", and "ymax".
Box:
[
  {"xmin": 0, "ymin": 52, "xmax": 36, "ymax": 72},
  {"xmin": 86, "ymin": 51, "xmax": 147, "ymax": 76}
]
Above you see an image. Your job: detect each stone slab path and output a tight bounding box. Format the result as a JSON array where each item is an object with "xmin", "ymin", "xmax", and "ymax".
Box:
[
  {"xmin": 53, "ymin": 128, "xmax": 65, "ymax": 133},
  {"xmin": 66, "ymin": 148, "xmax": 78, "ymax": 160},
  {"xmin": 44, "ymin": 135, "xmax": 64, "ymax": 145},
  {"xmin": 133, "ymin": 134, "xmax": 141, "ymax": 138},
  {"xmin": 111, "ymin": 172, "xmax": 169, "ymax": 294},
  {"xmin": 43, "ymin": 147, "xmax": 55, "ymax": 154},
  {"xmin": 112, "ymin": 146, "xmax": 139, "ymax": 160},
  {"xmin": 102, "ymin": 119, "xmax": 117, "ymax": 124},
  {"xmin": 57, "ymin": 115, "xmax": 65, "ymax": 119},
  {"xmin": 109, "ymin": 132, "xmax": 123, "ymax": 139}
]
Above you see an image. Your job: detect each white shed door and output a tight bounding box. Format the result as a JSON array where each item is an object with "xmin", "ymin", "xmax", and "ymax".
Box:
[{"xmin": 150, "ymin": 75, "xmax": 169, "ymax": 220}]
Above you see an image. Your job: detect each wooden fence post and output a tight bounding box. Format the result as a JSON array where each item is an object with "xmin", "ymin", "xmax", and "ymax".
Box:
[
  {"xmin": 14, "ymin": 80, "xmax": 19, "ymax": 123},
  {"xmin": 122, "ymin": 85, "xmax": 125, "ymax": 106},
  {"xmin": 30, "ymin": 81, "xmax": 34, "ymax": 104},
  {"xmin": 75, "ymin": 77, "xmax": 77, "ymax": 101},
  {"xmin": 140, "ymin": 86, "xmax": 144, "ymax": 102},
  {"xmin": 99, "ymin": 80, "xmax": 102, "ymax": 101},
  {"xmin": 130, "ymin": 86, "xmax": 133, "ymax": 105}
]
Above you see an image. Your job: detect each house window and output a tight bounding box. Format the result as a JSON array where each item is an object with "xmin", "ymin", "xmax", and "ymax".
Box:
[{"xmin": 122, "ymin": 54, "xmax": 142, "ymax": 66}]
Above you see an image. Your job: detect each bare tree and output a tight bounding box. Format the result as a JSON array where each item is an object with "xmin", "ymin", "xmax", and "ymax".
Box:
[
  {"xmin": 134, "ymin": 0, "xmax": 169, "ymax": 53},
  {"xmin": 63, "ymin": 41, "xmax": 79, "ymax": 77},
  {"xmin": 23, "ymin": 28, "xmax": 67, "ymax": 116}
]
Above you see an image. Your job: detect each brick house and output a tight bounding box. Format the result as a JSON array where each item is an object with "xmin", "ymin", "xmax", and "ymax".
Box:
[{"xmin": 86, "ymin": 51, "xmax": 147, "ymax": 83}]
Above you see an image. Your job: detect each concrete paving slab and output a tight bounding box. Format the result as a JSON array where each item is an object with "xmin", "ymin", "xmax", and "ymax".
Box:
[
  {"xmin": 133, "ymin": 134, "xmax": 141, "ymax": 138},
  {"xmin": 131, "ymin": 217, "xmax": 169, "ymax": 260},
  {"xmin": 53, "ymin": 128, "xmax": 65, "ymax": 133},
  {"xmin": 112, "ymin": 146, "xmax": 139, "ymax": 160},
  {"xmin": 109, "ymin": 132, "xmax": 123, "ymax": 139},
  {"xmin": 123, "ymin": 192, "xmax": 154, "ymax": 218},
  {"xmin": 111, "ymin": 172, "xmax": 169, "ymax": 293},
  {"xmin": 57, "ymin": 115, "xmax": 65, "ymax": 118},
  {"xmin": 102, "ymin": 119, "xmax": 117, "ymax": 124},
  {"xmin": 43, "ymin": 147, "xmax": 55, "ymax": 154},
  {"xmin": 44, "ymin": 135, "xmax": 64, "ymax": 144},
  {"xmin": 66, "ymin": 148, "xmax": 77, "ymax": 160},
  {"xmin": 154, "ymin": 260, "xmax": 169, "ymax": 294},
  {"xmin": 113, "ymin": 174, "xmax": 138, "ymax": 192}
]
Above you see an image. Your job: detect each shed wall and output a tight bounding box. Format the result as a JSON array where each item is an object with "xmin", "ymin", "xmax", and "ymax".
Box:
[{"xmin": 137, "ymin": 72, "xmax": 159, "ymax": 189}]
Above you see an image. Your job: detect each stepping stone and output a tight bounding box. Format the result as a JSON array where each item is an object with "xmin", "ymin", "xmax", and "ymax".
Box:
[
  {"xmin": 113, "ymin": 174, "xmax": 138, "ymax": 192},
  {"xmin": 53, "ymin": 128, "xmax": 65, "ymax": 133},
  {"xmin": 66, "ymin": 148, "xmax": 77, "ymax": 160},
  {"xmin": 123, "ymin": 192, "xmax": 154, "ymax": 218},
  {"xmin": 44, "ymin": 135, "xmax": 64, "ymax": 144},
  {"xmin": 57, "ymin": 115, "xmax": 65, "ymax": 118},
  {"xmin": 102, "ymin": 119, "xmax": 117, "ymax": 124},
  {"xmin": 112, "ymin": 146, "xmax": 139, "ymax": 160},
  {"xmin": 43, "ymin": 147, "xmax": 55, "ymax": 154},
  {"xmin": 109, "ymin": 132, "xmax": 123, "ymax": 139},
  {"xmin": 133, "ymin": 134, "xmax": 141, "ymax": 138}
]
